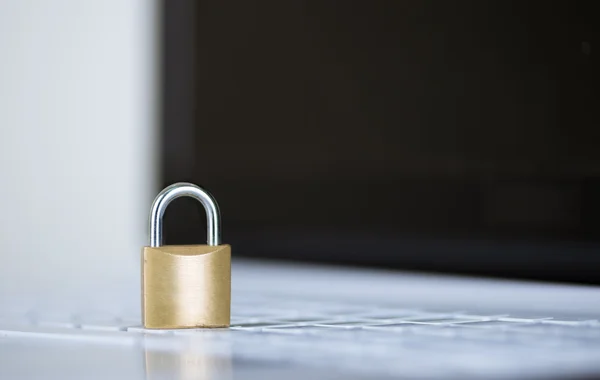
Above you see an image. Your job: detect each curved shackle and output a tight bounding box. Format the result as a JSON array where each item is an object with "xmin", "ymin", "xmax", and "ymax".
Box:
[{"xmin": 149, "ymin": 182, "xmax": 221, "ymax": 247}]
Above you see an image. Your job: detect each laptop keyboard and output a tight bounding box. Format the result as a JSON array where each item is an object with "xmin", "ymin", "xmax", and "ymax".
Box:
[{"xmin": 1, "ymin": 293, "xmax": 600, "ymax": 379}]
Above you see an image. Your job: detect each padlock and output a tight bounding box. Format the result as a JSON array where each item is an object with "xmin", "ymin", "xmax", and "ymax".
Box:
[{"xmin": 142, "ymin": 182, "xmax": 231, "ymax": 329}]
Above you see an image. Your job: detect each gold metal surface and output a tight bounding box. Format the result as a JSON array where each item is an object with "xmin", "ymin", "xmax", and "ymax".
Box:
[{"xmin": 142, "ymin": 244, "xmax": 231, "ymax": 329}]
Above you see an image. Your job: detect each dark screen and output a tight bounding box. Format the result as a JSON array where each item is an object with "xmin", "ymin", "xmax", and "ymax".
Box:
[{"xmin": 162, "ymin": 1, "xmax": 600, "ymax": 284}]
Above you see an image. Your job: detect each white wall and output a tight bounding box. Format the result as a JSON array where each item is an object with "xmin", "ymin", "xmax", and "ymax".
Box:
[{"xmin": 0, "ymin": 0, "xmax": 158, "ymax": 318}]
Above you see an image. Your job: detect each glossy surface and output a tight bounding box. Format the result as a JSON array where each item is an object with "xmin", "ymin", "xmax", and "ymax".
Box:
[{"xmin": 2, "ymin": 260, "xmax": 600, "ymax": 379}]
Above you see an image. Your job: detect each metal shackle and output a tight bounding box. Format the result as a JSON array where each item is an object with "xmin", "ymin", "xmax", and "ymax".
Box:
[{"xmin": 149, "ymin": 182, "xmax": 221, "ymax": 247}]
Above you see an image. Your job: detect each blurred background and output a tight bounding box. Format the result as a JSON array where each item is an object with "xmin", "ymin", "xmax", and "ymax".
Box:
[
  {"xmin": 0, "ymin": 0, "xmax": 599, "ymax": 314},
  {"xmin": 0, "ymin": 0, "xmax": 157, "ymax": 312},
  {"xmin": 163, "ymin": 1, "xmax": 600, "ymax": 284}
]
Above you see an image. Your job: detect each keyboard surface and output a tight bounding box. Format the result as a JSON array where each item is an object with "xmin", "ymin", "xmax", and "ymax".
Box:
[{"xmin": 1, "ymin": 261, "xmax": 600, "ymax": 379}]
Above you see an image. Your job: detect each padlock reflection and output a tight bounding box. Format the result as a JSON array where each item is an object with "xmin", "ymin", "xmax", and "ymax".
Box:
[{"xmin": 143, "ymin": 333, "xmax": 232, "ymax": 380}]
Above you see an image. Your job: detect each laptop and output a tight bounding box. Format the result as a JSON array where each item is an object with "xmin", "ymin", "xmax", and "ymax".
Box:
[{"xmin": 2, "ymin": 2, "xmax": 600, "ymax": 379}]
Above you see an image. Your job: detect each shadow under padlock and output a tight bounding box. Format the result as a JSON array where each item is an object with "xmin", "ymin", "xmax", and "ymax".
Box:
[{"xmin": 142, "ymin": 182, "xmax": 231, "ymax": 329}]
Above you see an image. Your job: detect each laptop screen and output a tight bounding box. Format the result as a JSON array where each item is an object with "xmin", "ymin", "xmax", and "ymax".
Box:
[{"xmin": 161, "ymin": 1, "xmax": 600, "ymax": 284}]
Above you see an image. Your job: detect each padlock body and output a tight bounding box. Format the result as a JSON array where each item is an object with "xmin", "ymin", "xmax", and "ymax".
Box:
[{"xmin": 142, "ymin": 244, "xmax": 231, "ymax": 329}]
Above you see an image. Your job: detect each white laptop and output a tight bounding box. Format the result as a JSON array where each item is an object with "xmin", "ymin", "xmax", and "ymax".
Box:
[{"xmin": 2, "ymin": 3, "xmax": 599, "ymax": 379}]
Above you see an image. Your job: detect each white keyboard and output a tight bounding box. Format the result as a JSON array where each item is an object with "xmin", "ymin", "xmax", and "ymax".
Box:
[
  {"xmin": 2, "ymin": 292, "xmax": 600, "ymax": 379},
  {"xmin": 2, "ymin": 261, "xmax": 600, "ymax": 379}
]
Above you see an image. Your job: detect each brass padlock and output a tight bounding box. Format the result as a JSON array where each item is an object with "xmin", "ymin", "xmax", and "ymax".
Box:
[{"xmin": 142, "ymin": 182, "xmax": 231, "ymax": 329}]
